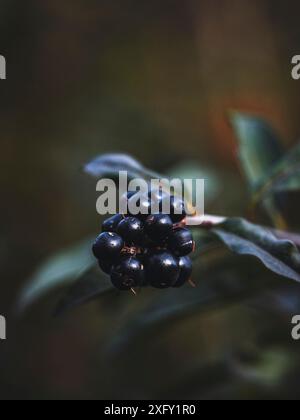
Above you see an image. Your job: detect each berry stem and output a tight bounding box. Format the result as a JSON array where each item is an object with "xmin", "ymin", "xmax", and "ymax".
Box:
[
  {"xmin": 186, "ymin": 214, "xmax": 227, "ymax": 228},
  {"xmin": 188, "ymin": 279, "xmax": 197, "ymax": 288}
]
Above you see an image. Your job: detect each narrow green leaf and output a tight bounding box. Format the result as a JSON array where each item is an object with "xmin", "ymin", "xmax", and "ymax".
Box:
[
  {"xmin": 256, "ymin": 142, "xmax": 300, "ymax": 196},
  {"xmin": 17, "ymin": 237, "xmax": 95, "ymax": 313},
  {"xmin": 55, "ymin": 266, "xmax": 114, "ymax": 316},
  {"xmin": 106, "ymin": 262, "xmax": 278, "ymax": 356},
  {"xmin": 230, "ymin": 112, "xmax": 284, "ymax": 190},
  {"xmin": 213, "ymin": 218, "xmax": 300, "ymax": 283},
  {"xmin": 84, "ymin": 153, "xmax": 160, "ymax": 181},
  {"xmin": 168, "ymin": 161, "xmax": 220, "ymax": 205}
]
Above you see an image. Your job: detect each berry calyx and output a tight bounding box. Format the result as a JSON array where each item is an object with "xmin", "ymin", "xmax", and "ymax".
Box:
[
  {"xmin": 173, "ymin": 256, "xmax": 193, "ymax": 288},
  {"xmin": 117, "ymin": 217, "xmax": 144, "ymax": 246},
  {"xmin": 145, "ymin": 214, "xmax": 173, "ymax": 242},
  {"xmin": 168, "ymin": 228, "xmax": 195, "ymax": 257},
  {"xmin": 111, "ymin": 257, "xmax": 145, "ymax": 290},
  {"xmin": 92, "ymin": 232, "xmax": 124, "ymax": 261},
  {"xmin": 145, "ymin": 251, "xmax": 179, "ymax": 289}
]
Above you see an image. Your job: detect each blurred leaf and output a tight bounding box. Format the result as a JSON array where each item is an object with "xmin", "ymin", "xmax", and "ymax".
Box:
[
  {"xmin": 106, "ymin": 261, "xmax": 279, "ymax": 356},
  {"xmin": 84, "ymin": 153, "xmax": 160, "ymax": 181},
  {"xmin": 230, "ymin": 112, "xmax": 284, "ymax": 190},
  {"xmin": 55, "ymin": 266, "xmax": 114, "ymax": 316},
  {"xmin": 191, "ymin": 228, "xmax": 220, "ymax": 259},
  {"xmin": 232, "ymin": 348, "xmax": 292, "ymax": 387},
  {"xmin": 17, "ymin": 237, "xmax": 95, "ymax": 313},
  {"xmin": 254, "ymin": 143, "xmax": 300, "ymax": 199},
  {"xmin": 212, "ymin": 218, "xmax": 300, "ymax": 283},
  {"xmin": 168, "ymin": 161, "xmax": 221, "ymax": 205}
]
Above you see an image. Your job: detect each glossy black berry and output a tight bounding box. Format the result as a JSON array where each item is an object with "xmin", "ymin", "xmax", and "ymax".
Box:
[
  {"xmin": 92, "ymin": 232, "xmax": 124, "ymax": 260},
  {"xmin": 117, "ymin": 217, "xmax": 144, "ymax": 246},
  {"xmin": 173, "ymin": 256, "xmax": 193, "ymax": 288},
  {"xmin": 98, "ymin": 258, "xmax": 114, "ymax": 275},
  {"xmin": 148, "ymin": 188, "xmax": 169, "ymax": 203},
  {"xmin": 126, "ymin": 191, "xmax": 138, "ymax": 200},
  {"xmin": 169, "ymin": 196, "xmax": 187, "ymax": 223},
  {"xmin": 168, "ymin": 228, "xmax": 195, "ymax": 257},
  {"xmin": 120, "ymin": 191, "xmax": 138, "ymax": 203},
  {"xmin": 145, "ymin": 214, "xmax": 173, "ymax": 242},
  {"xmin": 128, "ymin": 194, "xmax": 152, "ymax": 219},
  {"xmin": 111, "ymin": 257, "xmax": 145, "ymax": 290},
  {"xmin": 102, "ymin": 214, "xmax": 124, "ymax": 233},
  {"xmin": 139, "ymin": 234, "xmax": 157, "ymax": 250},
  {"xmin": 145, "ymin": 251, "xmax": 179, "ymax": 289},
  {"xmin": 119, "ymin": 191, "xmax": 138, "ymax": 214}
]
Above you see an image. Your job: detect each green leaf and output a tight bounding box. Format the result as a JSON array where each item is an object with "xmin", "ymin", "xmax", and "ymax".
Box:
[
  {"xmin": 168, "ymin": 161, "xmax": 220, "ymax": 205},
  {"xmin": 84, "ymin": 153, "xmax": 160, "ymax": 181},
  {"xmin": 230, "ymin": 112, "xmax": 284, "ymax": 190},
  {"xmin": 106, "ymin": 261, "xmax": 278, "ymax": 356},
  {"xmin": 255, "ymin": 142, "xmax": 300, "ymax": 197},
  {"xmin": 55, "ymin": 266, "xmax": 114, "ymax": 316},
  {"xmin": 212, "ymin": 218, "xmax": 300, "ymax": 283},
  {"xmin": 17, "ymin": 237, "xmax": 95, "ymax": 313}
]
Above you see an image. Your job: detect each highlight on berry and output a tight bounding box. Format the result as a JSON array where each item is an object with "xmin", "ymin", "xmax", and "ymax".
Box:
[{"xmin": 92, "ymin": 189, "xmax": 196, "ymax": 291}]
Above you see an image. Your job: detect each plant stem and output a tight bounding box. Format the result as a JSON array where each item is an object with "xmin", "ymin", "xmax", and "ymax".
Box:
[{"xmin": 186, "ymin": 214, "xmax": 226, "ymax": 227}]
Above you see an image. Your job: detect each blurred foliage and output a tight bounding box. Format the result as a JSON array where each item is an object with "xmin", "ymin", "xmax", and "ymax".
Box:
[
  {"xmin": 19, "ymin": 123, "xmax": 300, "ymax": 399},
  {"xmin": 2, "ymin": 0, "xmax": 300, "ymax": 401}
]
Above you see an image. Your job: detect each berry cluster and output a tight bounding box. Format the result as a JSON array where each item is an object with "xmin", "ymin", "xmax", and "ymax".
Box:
[{"xmin": 92, "ymin": 190, "xmax": 195, "ymax": 291}]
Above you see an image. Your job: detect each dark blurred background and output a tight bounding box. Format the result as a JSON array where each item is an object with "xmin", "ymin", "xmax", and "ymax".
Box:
[{"xmin": 1, "ymin": 0, "xmax": 300, "ymax": 400}]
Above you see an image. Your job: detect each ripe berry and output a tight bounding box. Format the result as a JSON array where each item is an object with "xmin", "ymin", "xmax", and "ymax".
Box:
[
  {"xmin": 119, "ymin": 191, "xmax": 138, "ymax": 215},
  {"xmin": 168, "ymin": 228, "xmax": 195, "ymax": 257},
  {"xmin": 148, "ymin": 188, "xmax": 169, "ymax": 203},
  {"xmin": 145, "ymin": 214, "xmax": 173, "ymax": 242},
  {"xmin": 111, "ymin": 257, "xmax": 145, "ymax": 290},
  {"xmin": 173, "ymin": 256, "xmax": 193, "ymax": 288},
  {"xmin": 98, "ymin": 258, "xmax": 114, "ymax": 275},
  {"xmin": 92, "ymin": 232, "xmax": 124, "ymax": 260},
  {"xmin": 102, "ymin": 214, "xmax": 124, "ymax": 233},
  {"xmin": 126, "ymin": 191, "xmax": 137, "ymax": 200},
  {"xmin": 145, "ymin": 251, "xmax": 179, "ymax": 289},
  {"xmin": 128, "ymin": 193, "xmax": 152, "ymax": 219},
  {"xmin": 117, "ymin": 217, "xmax": 144, "ymax": 246},
  {"xmin": 169, "ymin": 196, "xmax": 187, "ymax": 223}
]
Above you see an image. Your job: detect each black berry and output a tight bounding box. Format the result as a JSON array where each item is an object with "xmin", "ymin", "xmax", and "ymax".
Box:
[
  {"xmin": 148, "ymin": 188, "xmax": 169, "ymax": 203},
  {"xmin": 92, "ymin": 232, "xmax": 124, "ymax": 260},
  {"xmin": 98, "ymin": 258, "xmax": 114, "ymax": 275},
  {"xmin": 102, "ymin": 214, "xmax": 124, "ymax": 233},
  {"xmin": 145, "ymin": 214, "xmax": 173, "ymax": 242},
  {"xmin": 145, "ymin": 251, "xmax": 179, "ymax": 289},
  {"xmin": 173, "ymin": 256, "xmax": 193, "ymax": 288},
  {"xmin": 168, "ymin": 228, "xmax": 195, "ymax": 257},
  {"xmin": 117, "ymin": 217, "xmax": 144, "ymax": 246},
  {"xmin": 128, "ymin": 193, "xmax": 152, "ymax": 219},
  {"xmin": 119, "ymin": 191, "xmax": 138, "ymax": 214},
  {"xmin": 111, "ymin": 257, "xmax": 145, "ymax": 290}
]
